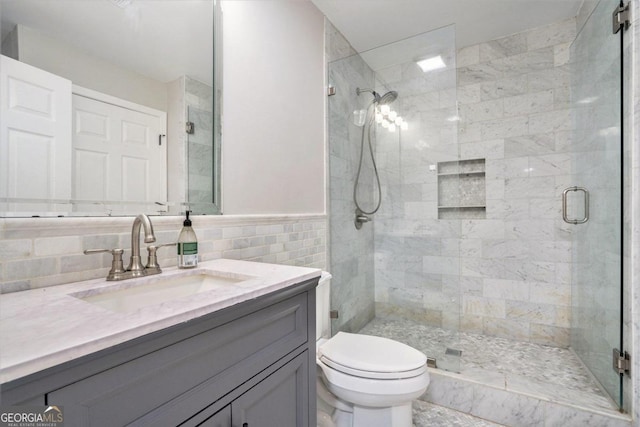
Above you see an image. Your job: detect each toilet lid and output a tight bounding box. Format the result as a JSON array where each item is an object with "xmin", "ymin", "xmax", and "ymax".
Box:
[{"xmin": 318, "ymin": 332, "xmax": 427, "ymax": 379}]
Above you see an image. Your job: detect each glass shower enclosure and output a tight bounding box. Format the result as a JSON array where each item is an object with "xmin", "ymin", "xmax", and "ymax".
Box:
[
  {"xmin": 326, "ymin": 0, "xmax": 625, "ymax": 411},
  {"xmin": 327, "ymin": 25, "xmax": 463, "ymax": 372},
  {"xmin": 569, "ymin": 0, "xmax": 624, "ymax": 408}
]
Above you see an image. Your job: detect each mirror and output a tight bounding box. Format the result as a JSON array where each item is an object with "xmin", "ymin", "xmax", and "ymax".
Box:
[{"xmin": 0, "ymin": 0, "xmax": 221, "ymax": 217}]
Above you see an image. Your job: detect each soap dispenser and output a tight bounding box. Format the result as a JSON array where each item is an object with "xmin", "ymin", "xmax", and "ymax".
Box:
[{"xmin": 177, "ymin": 210, "xmax": 198, "ymax": 268}]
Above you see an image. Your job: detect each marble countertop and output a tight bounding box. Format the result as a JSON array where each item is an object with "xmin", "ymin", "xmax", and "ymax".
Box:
[{"xmin": 0, "ymin": 259, "xmax": 321, "ymax": 384}]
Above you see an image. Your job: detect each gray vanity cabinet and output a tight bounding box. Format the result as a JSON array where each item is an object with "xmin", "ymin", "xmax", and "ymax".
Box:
[
  {"xmin": 230, "ymin": 353, "xmax": 308, "ymax": 427},
  {"xmin": 0, "ymin": 278, "xmax": 318, "ymax": 427},
  {"xmin": 198, "ymin": 350, "xmax": 308, "ymax": 427},
  {"xmin": 199, "ymin": 407, "xmax": 231, "ymax": 427}
]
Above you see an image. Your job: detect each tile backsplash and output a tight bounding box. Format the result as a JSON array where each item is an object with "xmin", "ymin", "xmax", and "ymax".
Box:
[{"xmin": 0, "ymin": 214, "xmax": 326, "ymax": 294}]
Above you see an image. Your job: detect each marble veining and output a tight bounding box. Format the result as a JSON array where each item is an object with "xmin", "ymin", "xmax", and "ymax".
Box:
[
  {"xmin": 0, "ymin": 259, "xmax": 321, "ymax": 384},
  {"xmin": 360, "ymin": 316, "xmax": 616, "ymax": 413},
  {"xmin": 363, "ymin": 15, "xmax": 580, "ymax": 349},
  {"xmin": 324, "ymin": 6, "xmax": 639, "ymax": 422},
  {"xmin": 413, "ymin": 400, "xmax": 505, "ymax": 427}
]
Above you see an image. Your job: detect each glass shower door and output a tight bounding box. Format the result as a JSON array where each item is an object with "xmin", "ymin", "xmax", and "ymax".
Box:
[
  {"xmin": 569, "ymin": 0, "xmax": 623, "ymax": 407},
  {"xmin": 326, "ymin": 25, "xmax": 462, "ymax": 373}
]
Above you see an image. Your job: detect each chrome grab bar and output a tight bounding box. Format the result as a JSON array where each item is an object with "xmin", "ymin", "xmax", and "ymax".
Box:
[{"xmin": 562, "ymin": 186, "xmax": 589, "ymax": 224}]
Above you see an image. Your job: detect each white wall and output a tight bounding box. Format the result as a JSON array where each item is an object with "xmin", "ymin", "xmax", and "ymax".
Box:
[
  {"xmin": 221, "ymin": 0, "xmax": 325, "ymax": 215},
  {"xmin": 9, "ymin": 25, "xmax": 168, "ymax": 111}
]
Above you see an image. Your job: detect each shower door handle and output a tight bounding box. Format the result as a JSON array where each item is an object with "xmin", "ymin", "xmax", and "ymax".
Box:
[{"xmin": 562, "ymin": 186, "xmax": 589, "ymax": 224}]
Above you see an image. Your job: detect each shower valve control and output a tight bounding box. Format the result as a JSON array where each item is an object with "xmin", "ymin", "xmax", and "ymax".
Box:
[{"xmin": 354, "ymin": 208, "xmax": 372, "ymax": 230}]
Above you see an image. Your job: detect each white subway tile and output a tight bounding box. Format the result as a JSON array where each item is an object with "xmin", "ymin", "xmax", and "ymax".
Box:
[
  {"xmin": 456, "ymin": 44, "xmax": 480, "ymax": 67},
  {"xmin": 2, "ymin": 216, "xmax": 327, "ymax": 292},
  {"xmin": 529, "ymin": 109, "xmax": 572, "ymax": 134},
  {"xmin": 459, "ymin": 99, "xmax": 504, "ymax": 122},
  {"xmin": 423, "ymin": 256, "xmax": 460, "ymax": 275},
  {"xmin": 483, "ymin": 278, "xmax": 530, "ymax": 301},
  {"xmin": 504, "ymin": 133, "xmax": 555, "ymax": 158},
  {"xmin": 457, "ymin": 83, "xmax": 482, "ymax": 104},
  {"xmin": 463, "ymin": 295, "xmax": 506, "ymax": 318},
  {"xmin": 553, "ymin": 42, "xmax": 571, "ymax": 66},
  {"xmin": 503, "ymin": 90, "xmax": 554, "ymax": 117},
  {"xmin": 528, "ymin": 153, "xmax": 572, "ymax": 177},
  {"xmin": 481, "ymin": 116, "xmax": 529, "ymax": 139},
  {"xmin": 529, "ymin": 282, "xmax": 571, "ymax": 306},
  {"xmin": 479, "ymin": 33, "xmax": 527, "ymax": 62},
  {"xmin": 5, "ymin": 258, "xmax": 57, "ymax": 281},
  {"xmin": 35, "ymin": 236, "xmax": 82, "ymax": 257},
  {"xmin": 526, "ymin": 18, "xmax": 577, "ymax": 51},
  {"xmin": 480, "ymin": 75, "xmax": 528, "ymax": 101},
  {"xmin": 0, "ymin": 239, "xmax": 32, "ymax": 260}
]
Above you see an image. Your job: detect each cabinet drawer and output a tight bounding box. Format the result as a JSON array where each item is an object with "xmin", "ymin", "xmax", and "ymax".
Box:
[
  {"xmin": 231, "ymin": 351, "xmax": 309, "ymax": 427},
  {"xmin": 194, "ymin": 351, "xmax": 309, "ymax": 427},
  {"xmin": 47, "ymin": 293, "xmax": 308, "ymax": 426}
]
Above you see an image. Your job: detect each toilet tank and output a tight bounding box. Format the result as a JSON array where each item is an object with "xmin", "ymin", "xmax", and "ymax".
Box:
[{"xmin": 316, "ymin": 272, "xmax": 332, "ymax": 341}]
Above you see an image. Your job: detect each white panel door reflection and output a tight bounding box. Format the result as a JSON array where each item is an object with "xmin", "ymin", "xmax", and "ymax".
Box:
[
  {"xmin": 0, "ymin": 55, "xmax": 72, "ymax": 213},
  {"xmin": 72, "ymin": 93, "xmax": 167, "ymax": 210}
]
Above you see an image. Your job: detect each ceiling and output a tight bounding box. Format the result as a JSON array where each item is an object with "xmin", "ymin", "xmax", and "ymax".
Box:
[
  {"xmin": 311, "ymin": 0, "xmax": 584, "ymax": 53},
  {"xmin": 1, "ymin": 0, "xmax": 584, "ymax": 84}
]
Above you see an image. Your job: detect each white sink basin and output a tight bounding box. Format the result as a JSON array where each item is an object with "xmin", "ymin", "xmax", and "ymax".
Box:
[{"xmin": 72, "ymin": 271, "xmax": 254, "ymax": 313}]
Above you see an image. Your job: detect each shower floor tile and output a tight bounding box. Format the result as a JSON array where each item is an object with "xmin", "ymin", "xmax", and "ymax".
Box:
[
  {"xmin": 413, "ymin": 400, "xmax": 506, "ymax": 427},
  {"xmin": 360, "ymin": 316, "xmax": 617, "ymax": 414}
]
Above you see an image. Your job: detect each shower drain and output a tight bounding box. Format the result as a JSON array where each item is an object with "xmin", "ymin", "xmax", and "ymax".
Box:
[{"xmin": 445, "ymin": 348, "xmax": 462, "ymax": 357}]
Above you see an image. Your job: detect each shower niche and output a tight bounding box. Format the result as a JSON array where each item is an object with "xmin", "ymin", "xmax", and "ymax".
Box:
[{"xmin": 437, "ymin": 158, "xmax": 486, "ymax": 219}]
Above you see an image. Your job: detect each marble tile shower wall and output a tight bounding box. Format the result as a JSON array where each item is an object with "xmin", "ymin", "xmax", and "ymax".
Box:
[
  {"xmin": 185, "ymin": 77, "xmax": 215, "ymax": 211},
  {"xmin": 375, "ymin": 19, "xmax": 578, "ymax": 347},
  {"xmin": 326, "ymin": 20, "xmax": 377, "ymax": 333},
  {"xmin": 373, "ymin": 25, "xmax": 461, "ymax": 330},
  {"xmin": 0, "ymin": 215, "xmax": 326, "ymax": 294}
]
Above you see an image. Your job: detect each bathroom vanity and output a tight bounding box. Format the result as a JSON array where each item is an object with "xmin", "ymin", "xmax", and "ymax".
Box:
[{"xmin": 0, "ymin": 260, "xmax": 320, "ymax": 427}]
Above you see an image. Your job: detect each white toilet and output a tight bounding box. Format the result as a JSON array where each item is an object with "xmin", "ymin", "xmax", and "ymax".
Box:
[{"xmin": 316, "ymin": 272, "xmax": 430, "ymax": 427}]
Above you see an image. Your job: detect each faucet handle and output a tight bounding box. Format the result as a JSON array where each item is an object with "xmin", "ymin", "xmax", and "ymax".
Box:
[
  {"xmin": 145, "ymin": 243, "xmax": 177, "ymax": 273},
  {"xmin": 84, "ymin": 248, "xmax": 126, "ymax": 281}
]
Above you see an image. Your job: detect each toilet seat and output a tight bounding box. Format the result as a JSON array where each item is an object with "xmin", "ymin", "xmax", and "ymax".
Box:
[
  {"xmin": 318, "ymin": 332, "xmax": 427, "ymax": 380},
  {"xmin": 315, "ymin": 273, "xmax": 430, "ymax": 426}
]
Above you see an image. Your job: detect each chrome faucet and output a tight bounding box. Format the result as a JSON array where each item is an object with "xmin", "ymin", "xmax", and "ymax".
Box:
[
  {"xmin": 85, "ymin": 214, "xmax": 169, "ymax": 281},
  {"xmin": 126, "ymin": 214, "xmax": 156, "ymax": 277}
]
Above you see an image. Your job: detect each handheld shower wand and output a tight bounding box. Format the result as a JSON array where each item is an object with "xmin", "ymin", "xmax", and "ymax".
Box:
[{"xmin": 353, "ymin": 87, "xmax": 398, "ymax": 229}]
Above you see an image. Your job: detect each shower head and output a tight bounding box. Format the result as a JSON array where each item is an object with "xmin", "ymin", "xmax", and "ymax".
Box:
[
  {"xmin": 377, "ymin": 90, "xmax": 398, "ymax": 105},
  {"xmin": 356, "ymin": 87, "xmax": 398, "ymax": 105}
]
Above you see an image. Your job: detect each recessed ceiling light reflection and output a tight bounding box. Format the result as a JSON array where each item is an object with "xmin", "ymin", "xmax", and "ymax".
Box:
[{"xmin": 416, "ymin": 55, "xmax": 446, "ymax": 72}]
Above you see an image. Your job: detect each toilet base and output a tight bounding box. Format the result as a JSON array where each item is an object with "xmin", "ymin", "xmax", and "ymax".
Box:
[
  {"xmin": 321, "ymin": 402, "xmax": 413, "ymax": 427},
  {"xmin": 317, "ymin": 375, "xmax": 414, "ymax": 427},
  {"xmin": 352, "ymin": 402, "xmax": 412, "ymax": 427}
]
